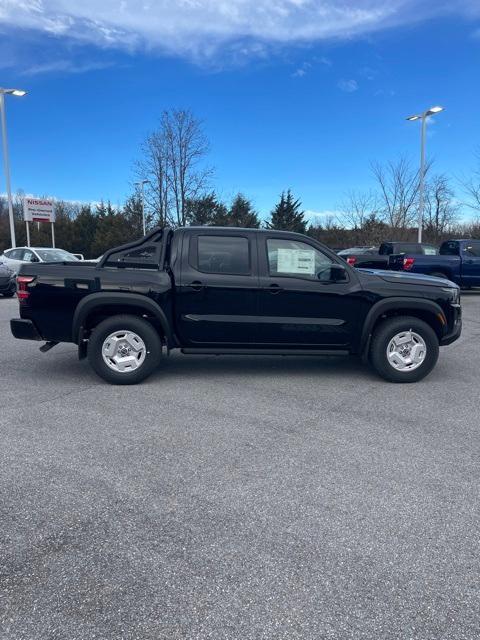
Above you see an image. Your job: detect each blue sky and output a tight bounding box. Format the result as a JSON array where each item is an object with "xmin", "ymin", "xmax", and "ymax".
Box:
[{"xmin": 0, "ymin": 0, "xmax": 479, "ymax": 222}]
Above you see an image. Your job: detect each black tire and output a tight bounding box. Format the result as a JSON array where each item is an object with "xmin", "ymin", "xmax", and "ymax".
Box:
[
  {"xmin": 2, "ymin": 290, "xmax": 15, "ymax": 298},
  {"xmin": 370, "ymin": 316, "xmax": 439, "ymax": 383},
  {"xmin": 87, "ymin": 314, "xmax": 162, "ymax": 385}
]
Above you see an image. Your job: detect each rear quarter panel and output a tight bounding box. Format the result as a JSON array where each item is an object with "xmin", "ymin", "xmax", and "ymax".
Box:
[{"xmin": 19, "ymin": 263, "xmax": 172, "ymax": 342}]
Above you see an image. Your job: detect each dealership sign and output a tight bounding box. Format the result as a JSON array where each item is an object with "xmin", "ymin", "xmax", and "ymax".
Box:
[{"xmin": 23, "ymin": 198, "xmax": 55, "ymax": 223}]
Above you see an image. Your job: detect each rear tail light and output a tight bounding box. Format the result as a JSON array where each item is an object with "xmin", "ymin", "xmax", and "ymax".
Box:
[
  {"xmin": 347, "ymin": 257, "xmax": 356, "ymax": 266},
  {"xmin": 16, "ymin": 275, "xmax": 35, "ymax": 302},
  {"xmin": 403, "ymin": 257, "xmax": 415, "ymax": 271}
]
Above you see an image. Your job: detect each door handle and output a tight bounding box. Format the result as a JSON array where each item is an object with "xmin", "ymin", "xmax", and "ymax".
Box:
[
  {"xmin": 264, "ymin": 283, "xmax": 282, "ymax": 294},
  {"xmin": 187, "ymin": 280, "xmax": 204, "ymax": 291}
]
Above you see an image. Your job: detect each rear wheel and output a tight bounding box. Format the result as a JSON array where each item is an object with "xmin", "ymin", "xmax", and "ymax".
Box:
[
  {"xmin": 2, "ymin": 290, "xmax": 15, "ymax": 298},
  {"xmin": 87, "ymin": 315, "xmax": 162, "ymax": 384},
  {"xmin": 370, "ymin": 316, "xmax": 439, "ymax": 383}
]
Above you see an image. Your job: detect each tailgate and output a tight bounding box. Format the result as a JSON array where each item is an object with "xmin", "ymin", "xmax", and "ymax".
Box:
[{"xmin": 388, "ymin": 254, "xmax": 407, "ymax": 270}]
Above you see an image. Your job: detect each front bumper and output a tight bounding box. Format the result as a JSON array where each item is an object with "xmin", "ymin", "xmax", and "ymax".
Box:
[
  {"xmin": 10, "ymin": 318, "xmax": 43, "ymax": 341},
  {"xmin": 440, "ymin": 304, "xmax": 462, "ymax": 346}
]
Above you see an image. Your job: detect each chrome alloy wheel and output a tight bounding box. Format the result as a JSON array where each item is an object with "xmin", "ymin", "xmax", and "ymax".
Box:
[
  {"xmin": 386, "ymin": 330, "xmax": 427, "ymax": 372},
  {"xmin": 102, "ymin": 330, "xmax": 147, "ymax": 373}
]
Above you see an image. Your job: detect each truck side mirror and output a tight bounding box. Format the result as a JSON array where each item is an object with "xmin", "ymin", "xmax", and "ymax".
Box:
[{"xmin": 330, "ymin": 264, "xmax": 348, "ymax": 282}]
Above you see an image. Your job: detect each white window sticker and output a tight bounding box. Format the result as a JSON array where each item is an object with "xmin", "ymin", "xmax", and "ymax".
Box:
[{"xmin": 277, "ymin": 248, "xmax": 315, "ymax": 275}]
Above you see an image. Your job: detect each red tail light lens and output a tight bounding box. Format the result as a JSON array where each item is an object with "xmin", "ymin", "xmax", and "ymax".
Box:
[
  {"xmin": 403, "ymin": 257, "xmax": 415, "ymax": 271},
  {"xmin": 16, "ymin": 275, "xmax": 35, "ymax": 302},
  {"xmin": 347, "ymin": 257, "xmax": 356, "ymax": 266}
]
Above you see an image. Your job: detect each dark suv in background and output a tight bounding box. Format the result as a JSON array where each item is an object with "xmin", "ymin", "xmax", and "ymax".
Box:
[{"xmin": 0, "ymin": 261, "xmax": 16, "ymax": 298}]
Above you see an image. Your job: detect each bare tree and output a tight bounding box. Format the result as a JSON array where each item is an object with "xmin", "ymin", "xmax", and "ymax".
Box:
[
  {"xmin": 371, "ymin": 157, "xmax": 430, "ymax": 234},
  {"xmin": 459, "ymin": 149, "xmax": 480, "ymax": 213},
  {"xmin": 423, "ymin": 174, "xmax": 459, "ymax": 242},
  {"xmin": 136, "ymin": 109, "xmax": 213, "ymax": 227},
  {"xmin": 136, "ymin": 128, "xmax": 170, "ymax": 226},
  {"xmin": 338, "ymin": 189, "xmax": 379, "ymax": 239}
]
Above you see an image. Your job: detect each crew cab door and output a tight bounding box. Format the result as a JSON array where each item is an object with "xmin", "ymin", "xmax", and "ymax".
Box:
[
  {"xmin": 257, "ymin": 234, "xmax": 359, "ymax": 348},
  {"xmin": 176, "ymin": 230, "xmax": 260, "ymax": 345},
  {"xmin": 461, "ymin": 241, "xmax": 480, "ymax": 286}
]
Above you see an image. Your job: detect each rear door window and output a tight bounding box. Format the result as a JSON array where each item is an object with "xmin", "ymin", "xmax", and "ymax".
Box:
[
  {"xmin": 440, "ymin": 241, "xmax": 459, "ymax": 256},
  {"xmin": 193, "ymin": 235, "xmax": 251, "ymax": 275},
  {"xmin": 7, "ymin": 249, "xmax": 23, "ymax": 260},
  {"xmin": 396, "ymin": 244, "xmax": 417, "ymax": 254}
]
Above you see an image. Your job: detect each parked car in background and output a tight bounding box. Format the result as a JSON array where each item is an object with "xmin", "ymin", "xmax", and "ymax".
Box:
[
  {"xmin": 10, "ymin": 226, "xmax": 461, "ymax": 385},
  {"xmin": 0, "ymin": 261, "xmax": 16, "ymax": 297},
  {"xmin": 344, "ymin": 242, "xmax": 438, "ymax": 269},
  {"xmin": 0, "ymin": 247, "xmax": 80, "ymax": 273},
  {"xmin": 337, "ymin": 246, "xmax": 378, "ymax": 261},
  {"xmin": 390, "ymin": 239, "xmax": 480, "ymax": 288}
]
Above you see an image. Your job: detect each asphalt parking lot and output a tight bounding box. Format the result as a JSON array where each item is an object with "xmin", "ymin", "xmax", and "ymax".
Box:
[{"xmin": 1, "ymin": 294, "xmax": 479, "ymax": 640}]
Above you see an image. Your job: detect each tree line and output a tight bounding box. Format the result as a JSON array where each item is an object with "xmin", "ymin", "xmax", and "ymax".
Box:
[{"xmin": 1, "ymin": 109, "xmax": 479, "ymax": 256}]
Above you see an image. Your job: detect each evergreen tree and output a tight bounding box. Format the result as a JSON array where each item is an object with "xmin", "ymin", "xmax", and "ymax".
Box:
[
  {"xmin": 123, "ymin": 194, "xmax": 144, "ymax": 236},
  {"xmin": 185, "ymin": 192, "xmax": 229, "ymax": 226},
  {"xmin": 228, "ymin": 194, "xmax": 260, "ymax": 228},
  {"xmin": 95, "ymin": 200, "xmax": 108, "ymax": 218},
  {"xmin": 72, "ymin": 205, "xmax": 98, "ymax": 258},
  {"xmin": 91, "ymin": 201, "xmax": 134, "ymax": 257},
  {"xmin": 266, "ymin": 190, "xmax": 306, "ymax": 233}
]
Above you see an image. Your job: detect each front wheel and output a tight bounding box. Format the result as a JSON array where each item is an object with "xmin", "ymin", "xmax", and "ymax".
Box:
[
  {"xmin": 87, "ymin": 315, "xmax": 162, "ymax": 385},
  {"xmin": 370, "ymin": 316, "xmax": 439, "ymax": 383}
]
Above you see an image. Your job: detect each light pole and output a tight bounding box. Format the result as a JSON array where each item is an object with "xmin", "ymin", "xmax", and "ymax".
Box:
[
  {"xmin": 406, "ymin": 105, "xmax": 444, "ymax": 243},
  {"xmin": 0, "ymin": 88, "xmax": 27, "ymax": 249},
  {"xmin": 134, "ymin": 179, "xmax": 150, "ymax": 236}
]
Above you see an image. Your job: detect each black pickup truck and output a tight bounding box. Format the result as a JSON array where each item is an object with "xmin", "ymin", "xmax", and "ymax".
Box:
[
  {"xmin": 10, "ymin": 226, "xmax": 462, "ymax": 384},
  {"xmin": 343, "ymin": 242, "xmax": 438, "ymax": 269}
]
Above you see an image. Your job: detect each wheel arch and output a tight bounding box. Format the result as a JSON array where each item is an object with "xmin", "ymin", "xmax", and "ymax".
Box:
[
  {"xmin": 72, "ymin": 292, "xmax": 173, "ymax": 346},
  {"xmin": 359, "ymin": 297, "xmax": 446, "ymax": 355}
]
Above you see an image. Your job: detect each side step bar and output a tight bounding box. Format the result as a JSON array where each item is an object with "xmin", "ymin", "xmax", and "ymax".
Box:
[
  {"xmin": 39, "ymin": 341, "xmax": 59, "ymax": 353},
  {"xmin": 181, "ymin": 348, "xmax": 349, "ymax": 356}
]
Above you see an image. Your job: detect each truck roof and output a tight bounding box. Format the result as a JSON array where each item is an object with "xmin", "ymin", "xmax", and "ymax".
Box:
[{"xmin": 184, "ymin": 226, "xmax": 300, "ymax": 234}]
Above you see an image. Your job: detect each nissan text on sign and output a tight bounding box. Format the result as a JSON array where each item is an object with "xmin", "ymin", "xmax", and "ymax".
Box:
[{"xmin": 23, "ymin": 198, "xmax": 55, "ymax": 223}]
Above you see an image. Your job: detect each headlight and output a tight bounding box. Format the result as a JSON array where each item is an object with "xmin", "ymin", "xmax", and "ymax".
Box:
[{"xmin": 442, "ymin": 287, "xmax": 460, "ymax": 304}]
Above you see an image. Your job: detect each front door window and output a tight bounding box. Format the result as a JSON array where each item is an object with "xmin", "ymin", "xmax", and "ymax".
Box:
[{"xmin": 267, "ymin": 239, "xmax": 334, "ymax": 282}]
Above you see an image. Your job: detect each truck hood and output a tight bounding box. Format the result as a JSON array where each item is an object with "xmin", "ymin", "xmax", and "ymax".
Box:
[{"xmin": 356, "ymin": 268, "xmax": 458, "ymax": 288}]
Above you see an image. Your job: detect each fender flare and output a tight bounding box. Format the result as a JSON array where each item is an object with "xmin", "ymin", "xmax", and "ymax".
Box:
[
  {"xmin": 359, "ymin": 297, "xmax": 446, "ymax": 354},
  {"xmin": 72, "ymin": 292, "xmax": 173, "ymax": 345}
]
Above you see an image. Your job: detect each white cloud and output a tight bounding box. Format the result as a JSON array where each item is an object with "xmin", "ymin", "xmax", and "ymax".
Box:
[
  {"xmin": 359, "ymin": 66, "xmax": 377, "ymax": 80},
  {"xmin": 292, "ymin": 67, "xmax": 307, "ymax": 78},
  {"xmin": 305, "ymin": 209, "xmax": 340, "ymax": 222},
  {"xmin": 0, "ymin": 1, "xmax": 476, "ymax": 64},
  {"xmin": 337, "ymin": 78, "xmax": 359, "ymax": 92},
  {"xmin": 21, "ymin": 59, "xmax": 115, "ymax": 75},
  {"xmin": 291, "ymin": 55, "xmax": 331, "ymax": 77},
  {"xmin": 314, "ymin": 56, "xmax": 332, "ymax": 67}
]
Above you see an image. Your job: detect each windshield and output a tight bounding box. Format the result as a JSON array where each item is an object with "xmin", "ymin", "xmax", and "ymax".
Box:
[{"xmin": 36, "ymin": 249, "xmax": 79, "ymax": 262}]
